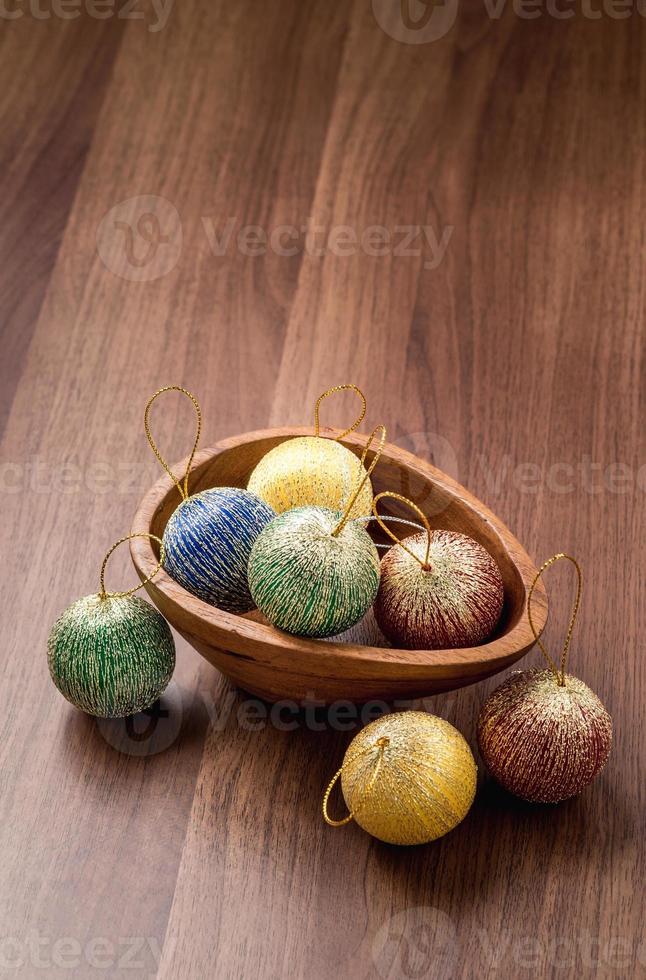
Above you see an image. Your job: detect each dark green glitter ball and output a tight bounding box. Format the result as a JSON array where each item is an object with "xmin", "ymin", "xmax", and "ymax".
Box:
[
  {"xmin": 248, "ymin": 506, "xmax": 380, "ymax": 638},
  {"xmin": 47, "ymin": 594, "xmax": 176, "ymax": 718}
]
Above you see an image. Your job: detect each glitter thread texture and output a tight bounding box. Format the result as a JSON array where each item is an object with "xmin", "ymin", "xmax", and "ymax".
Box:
[
  {"xmin": 248, "ymin": 506, "xmax": 380, "ymax": 637},
  {"xmin": 477, "ymin": 668, "xmax": 613, "ymax": 802},
  {"xmin": 374, "ymin": 530, "xmax": 504, "ymax": 649},
  {"xmin": 163, "ymin": 486, "xmax": 275, "ymax": 613},
  {"xmin": 341, "ymin": 711, "xmax": 477, "ymax": 845},
  {"xmin": 48, "ymin": 594, "xmax": 176, "ymax": 718},
  {"xmin": 247, "ymin": 437, "xmax": 373, "ymax": 519}
]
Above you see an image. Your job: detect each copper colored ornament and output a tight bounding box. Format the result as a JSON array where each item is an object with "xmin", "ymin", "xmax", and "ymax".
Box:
[
  {"xmin": 371, "ymin": 493, "xmax": 504, "ymax": 650},
  {"xmin": 477, "ymin": 554, "xmax": 612, "ymax": 803},
  {"xmin": 477, "ymin": 668, "xmax": 612, "ymax": 803}
]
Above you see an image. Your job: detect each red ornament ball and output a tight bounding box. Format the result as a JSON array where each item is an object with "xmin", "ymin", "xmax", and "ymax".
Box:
[
  {"xmin": 477, "ymin": 668, "xmax": 612, "ymax": 803},
  {"xmin": 374, "ymin": 530, "xmax": 504, "ymax": 649}
]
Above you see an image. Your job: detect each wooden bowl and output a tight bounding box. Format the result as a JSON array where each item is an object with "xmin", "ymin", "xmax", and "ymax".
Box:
[{"xmin": 130, "ymin": 428, "xmax": 547, "ymax": 704}]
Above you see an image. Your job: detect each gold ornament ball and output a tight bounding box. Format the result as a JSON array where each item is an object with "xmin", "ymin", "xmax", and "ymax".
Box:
[
  {"xmin": 341, "ymin": 711, "xmax": 477, "ymax": 845},
  {"xmin": 247, "ymin": 437, "xmax": 372, "ymax": 518}
]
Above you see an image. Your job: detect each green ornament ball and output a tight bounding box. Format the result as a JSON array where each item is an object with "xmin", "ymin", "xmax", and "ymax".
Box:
[
  {"xmin": 248, "ymin": 506, "xmax": 380, "ymax": 638},
  {"xmin": 48, "ymin": 593, "xmax": 176, "ymax": 718}
]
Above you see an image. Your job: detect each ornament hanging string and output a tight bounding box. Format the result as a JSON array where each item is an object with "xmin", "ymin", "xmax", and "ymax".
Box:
[
  {"xmin": 527, "ymin": 552, "xmax": 582, "ymax": 687},
  {"xmin": 144, "ymin": 386, "xmax": 202, "ymax": 501},
  {"xmin": 372, "ymin": 491, "xmax": 432, "ymax": 571},
  {"xmin": 99, "ymin": 533, "xmax": 166, "ymax": 600},
  {"xmin": 322, "ymin": 736, "xmax": 390, "ymax": 827},
  {"xmin": 331, "ymin": 424, "xmax": 386, "ymax": 537},
  {"xmin": 353, "ymin": 515, "xmax": 426, "ymax": 548},
  {"xmin": 313, "ymin": 384, "xmax": 367, "ymax": 442}
]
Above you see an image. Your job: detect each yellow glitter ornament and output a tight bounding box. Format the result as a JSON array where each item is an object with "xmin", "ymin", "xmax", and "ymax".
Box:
[
  {"xmin": 323, "ymin": 711, "xmax": 477, "ymax": 845},
  {"xmin": 247, "ymin": 385, "xmax": 373, "ymax": 519}
]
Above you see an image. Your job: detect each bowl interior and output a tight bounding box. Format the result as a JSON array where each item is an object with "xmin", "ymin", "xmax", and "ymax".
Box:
[{"xmin": 146, "ymin": 431, "xmax": 526, "ymax": 644}]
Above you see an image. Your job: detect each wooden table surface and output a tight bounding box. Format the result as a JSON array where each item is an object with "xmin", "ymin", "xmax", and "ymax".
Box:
[{"xmin": 1, "ymin": 3, "xmax": 644, "ymax": 978}]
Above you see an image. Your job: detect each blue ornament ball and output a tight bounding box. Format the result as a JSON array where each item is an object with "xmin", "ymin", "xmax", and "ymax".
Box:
[{"xmin": 163, "ymin": 487, "xmax": 275, "ymax": 613}]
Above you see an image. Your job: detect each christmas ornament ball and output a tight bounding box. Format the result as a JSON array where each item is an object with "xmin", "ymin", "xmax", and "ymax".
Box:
[
  {"xmin": 248, "ymin": 506, "xmax": 380, "ymax": 637},
  {"xmin": 374, "ymin": 530, "xmax": 504, "ymax": 649},
  {"xmin": 247, "ymin": 437, "xmax": 373, "ymax": 519},
  {"xmin": 340, "ymin": 712, "xmax": 477, "ymax": 845},
  {"xmin": 163, "ymin": 486, "xmax": 275, "ymax": 613},
  {"xmin": 48, "ymin": 594, "xmax": 175, "ymax": 718},
  {"xmin": 477, "ymin": 668, "xmax": 613, "ymax": 803}
]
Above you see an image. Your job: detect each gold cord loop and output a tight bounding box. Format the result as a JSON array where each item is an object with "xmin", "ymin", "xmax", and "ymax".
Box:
[
  {"xmin": 144, "ymin": 386, "xmax": 202, "ymax": 501},
  {"xmin": 99, "ymin": 533, "xmax": 165, "ymax": 600},
  {"xmin": 331, "ymin": 424, "xmax": 386, "ymax": 537},
  {"xmin": 322, "ymin": 737, "xmax": 389, "ymax": 828},
  {"xmin": 372, "ymin": 491, "xmax": 432, "ymax": 570},
  {"xmin": 527, "ymin": 552, "xmax": 582, "ymax": 686},
  {"xmin": 321, "ymin": 769, "xmax": 354, "ymax": 827},
  {"xmin": 313, "ymin": 384, "xmax": 367, "ymax": 441}
]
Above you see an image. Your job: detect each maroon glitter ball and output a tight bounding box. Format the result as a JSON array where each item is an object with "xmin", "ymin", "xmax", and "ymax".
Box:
[
  {"xmin": 477, "ymin": 668, "xmax": 613, "ymax": 803},
  {"xmin": 373, "ymin": 530, "xmax": 504, "ymax": 650}
]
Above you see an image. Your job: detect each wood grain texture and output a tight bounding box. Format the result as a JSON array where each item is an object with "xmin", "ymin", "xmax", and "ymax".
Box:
[
  {"xmin": 0, "ymin": 1, "xmax": 644, "ymax": 978},
  {"xmin": 0, "ymin": 17, "xmax": 124, "ymax": 435}
]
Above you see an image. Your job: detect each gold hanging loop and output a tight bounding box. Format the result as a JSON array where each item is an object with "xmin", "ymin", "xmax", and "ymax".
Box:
[
  {"xmin": 322, "ymin": 737, "xmax": 389, "ymax": 827},
  {"xmin": 331, "ymin": 424, "xmax": 386, "ymax": 537},
  {"xmin": 527, "ymin": 552, "xmax": 582, "ymax": 686},
  {"xmin": 144, "ymin": 386, "xmax": 202, "ymax": 501},
  {"xmin": 372, "ymin": 491, "xmax": 433, "ymax": 570},
  {"xmin": 99, "ymin": 533, "xmax": 165, "ymax": 600},
  {"xmin": 313, "ymin": 384, "xmax": 367, "ymax": 441}
]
